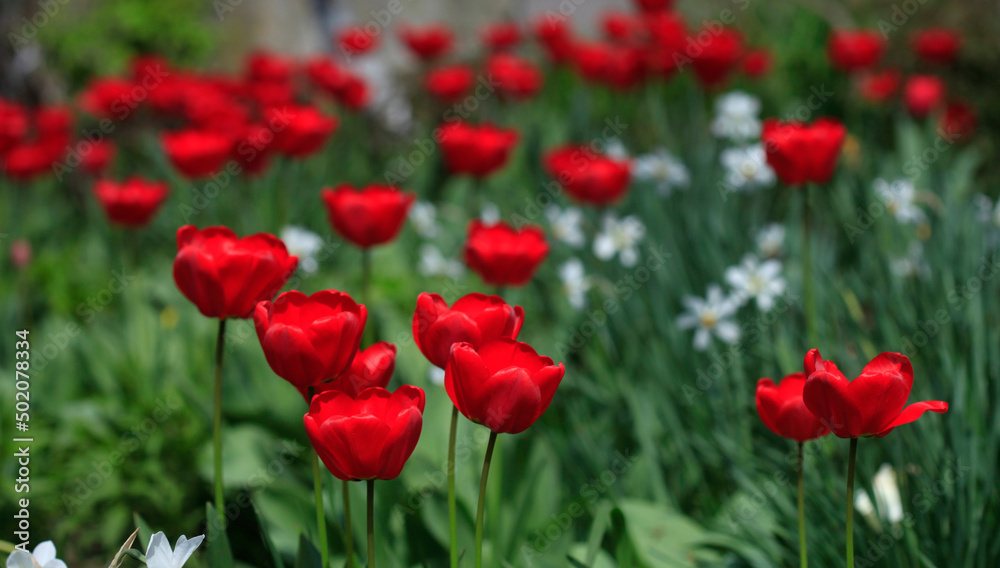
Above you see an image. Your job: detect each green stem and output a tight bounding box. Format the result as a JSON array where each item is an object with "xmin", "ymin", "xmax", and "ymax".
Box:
[
  {"xmin": 0, "ymin": 540, "xmax": 15, "ymax": 554},
  {"xmin": 448, "ymin": 406, "xmax": 459, "ymax": 568},
  {"xmin": 475, "ymin": 432, "xmax": 499, "ymax": 568},
  {"xmin": 213, "ymin": 318, "xmax": 227, "ymax": 528},
  {"xmin": 361, "ymin": 248, "xmax": 374, "ymax": 347},
  {"xmin": 798, "ymin": 442, "xmax": 807, "ymax": 568},
  {"xmin": 344, "ymin": 481, "xmax": 355, "ymax": 568},
  {"xmin": 802, "ymin": 186, "xmax": 819, "ymax": 350},
  {"xmin": 310, "ymin": 389, "xmax": 329, "ymax": 567},
  {"xmin": 367, "ymin": 479, "xmax": 376, "ymax": 568},
  {"xmin": 846, "ymin": 438, "xmax": 858, "ymax": 568}
]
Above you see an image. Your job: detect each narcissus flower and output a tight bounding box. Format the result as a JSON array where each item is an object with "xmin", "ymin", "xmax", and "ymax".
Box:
[
  {"xmin": 304, "ymin": 385, "xmax": 425, "ymax": 481},
  {"xmin": 761, "ymin": 118, "xmax": 846, "ymax": 186},
  {"xmin": 903, "ymin": 75, "xmax": 946, "ymax": 119},
  {"xmin": 425, "ymin": 64, "xmax": 475, "ymax": 102},
  {"xmin": 464, "ymin": 220, "xmax": 549, "ymax": 286},
  {"xmin": 93, "ymin": 177, "xmax": 169, "ymax": 227},
  {"xmin": 412, "ymin": 292, "xmax": 524, "ymax": 369},
  {"xmin": 828, "ymin": 30, "xmax": 885, "ymax": 73},
  {"xmin": 911, "ymin": 28, "xmax": 961, "ymax": 65},
  {"xmin": 445, "ymin": 339, "xmax": 565, "ymax": 434},
  {"xmin": 161, "ymin": 129, "xmax": 233, "ymax": 179},
  {"xmin": 438, "ymin": 121, "xmax": 519, "ymax": 178},
  {"xmin": 398, "ymin": 23, "xmax": 453, "ymax": 60},
  {"xmin": 544, "ymin": 145, "xmax": 631, "ymax": 206},
  {"xmin": 254, "ymin": 290, "xmax": 367, "ymax": 389},
  {"xmin": 173, "ymin": 225, "xmax": 298, "ymax": 319},
  {"xmin": 145, "ymin": 531, "xmax": 205, "ymax": 568},
  {"xmin": 756, "ymin": 373, "xmax": 830, "ymax": 442},
  {"xmin": 321, "ymin": 184, "xmax": 415, "ymax": 248},
  {"xmin": 802, "ymin": 349, "xmax": 948, "ymax": 438}
]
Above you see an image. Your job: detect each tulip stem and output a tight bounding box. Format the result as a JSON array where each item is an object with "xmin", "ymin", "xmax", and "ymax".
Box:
[
  {"xmin": 846, "ymin": 438, "xmax": 858, "ymax": 568},
  {"xmin": 475, "ymin": 432, "xmax": 498, "ymax": 568},
  {"xmin": 310, "ymin": 389, "xmax": 329, "ymax": 567},
  {"xmin": 361, "ymin": 248, "xmax": 374, "ymax": 347},
  {"xmin": 802, "ymin": 186, "xmax": 819, "ymax": 350},
  {"xmin": 797, "ymin": 442, "xmax": 807, "ymax": 568},
  {"xmin": 213, "ymin": 318, "xmax": 227, "ymax": 528},
  {"xmin": 367, "ymin": 479, "xmax": 376, "ymax": 568},
  {"xmin": 344, "ymin": 480, "xmax": 355, "ymax": 568},
  {"xmin": 448, "ymin": 406, "xmax": 459, "ymax": 568}
]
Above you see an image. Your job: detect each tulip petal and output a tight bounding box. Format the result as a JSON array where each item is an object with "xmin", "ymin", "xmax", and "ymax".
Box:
[{"xmin": 876, "ymin": 400, "xmax": 948, "ymax": 437}]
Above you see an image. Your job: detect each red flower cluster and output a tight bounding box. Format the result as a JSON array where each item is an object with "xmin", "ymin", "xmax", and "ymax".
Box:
[
  {"xmin": 399, "ymin": 23, "xmax": 454, "ymax": 60},
  {"xmin": 761, "ymin": 118, "xmax": 846, "ymax": 186}
]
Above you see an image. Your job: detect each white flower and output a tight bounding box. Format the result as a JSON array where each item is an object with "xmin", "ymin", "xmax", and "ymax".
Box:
[
  {"xmin": 418, "ymin": 244, "xmax": 465, "ymax": 279},
  {"xmin": 633, "ymin": 148, "xmax": 690, "ymax": 196},
  {"xmin": 6, "ymin": 542, "xmax": 66, "ymax": 568},
  {"xmin": 854, "ymin": 464, "xmax": 903, "ymax": 525},
  {"xmin": 594, "ymin": 214, "xmax": 645, "ymax": 267},
  {"xmin": 889, "ymin": 242, "xmax": 929, "ymax": 279},
  {"xmin": 480, "ymin": 202, "xmax": 501, "ymax": 225},
  {"xmin": 409, "ymin": 201, "xmax": 438, "ymax": 238},
  {"xmin": 146, "ymin": 532, "xmax": 205, "ymax": 568},
  {"xmin": 428, "ymin": 366, "xmax": 445, "ymax": 386},
  {"xmin": 711, "ymin": 91, "xmax": 762, "ymax": 142},
  {"xmin": 559, "ymin": 259, "xmax": 592, "ymax": 310},
  {"xmin": 756, "ymin": 224, "xmax": 785, "ymax": 258},
  {"xmin": 724, "ymin": 254, "xmax": 786, "ymax": 310},
  {"xmin": 720, "ymin": 144, "xmax": 775, "ymax": 191},
  {"xmin": 676, "ymin": 284, "xmax": 741, "ymax": 351},
  {"xmin": 280, "ymin": 226, "xmax": 325, "ymax": 275},
  {"xmin": 874, "ymin": 178, "xmax": 926, "ymax": 224},
  {"xmin": 605, "ymin": 138, "xmax": 629, "ymax": 161},
  {"xmin": 545, "ymin": 205, "xmax": 585, "ymax": 249}
]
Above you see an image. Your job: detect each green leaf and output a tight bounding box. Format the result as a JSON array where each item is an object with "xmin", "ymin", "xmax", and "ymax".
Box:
[
  {"xmin": 206, "ymin": 503, "xmax": 234, "ymax": 568},
  {"xmin": 294, "ymin": 533, "xmax": 322, "ymax": 568},
  {"xmin": 132, "ymin": 512, "xmax": 154, "ymax": 552}
]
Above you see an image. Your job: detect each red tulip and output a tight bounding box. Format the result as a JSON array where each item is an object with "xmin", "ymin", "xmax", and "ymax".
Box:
[
  {"xmin": 464, "ymin": 220, "xmax": 549, "ymax": 287},
  {"xmin": 761, "ymin": 118, "xmax": 846, "ymax": 186},
  {"xmin": 305, "ymin": 385, "xmax": 425, "ymax": 481},
  {"xmin": 485, "ymin": 54, "xmax": 543, "ymax": 100},
  {"xmin": 245, "ymin": 51, "xmax": 293, "ymax": 84},
  {"xmin": 445, "ymin": 339, "xmax": 564, "ymax": 434},
  {"xmin": 0, "ymin": 99, "xmax": 28, "ymax": 155},
  {"xmin": 644, "ymin": 12, "xmax": 688, "ymax": 76},
  {"xmin": 399, "ymin": 23, "xmax": 453, "ymax": 60},
  {"xmin": 742, "ymin": 49, "xmax": 772, "ymax": 78},
  {"xmin": 911, "ymin": 28, "xmax": 960, "ymax": 65},
  {"xmin": 300, "ymin": 342, "xmax": 397, "ymax": 401},
  {"xmin": 173, "ymin": 225, "xmax": 298, "ymax": 319},
  {"xmin": 573, "ymin": 42, "xmax": 646, "ymax": 90},
  {"xmin": 903, "ymin": 75, "xmax": 946, "ymax": 119},
  {"xmin": 690, "ymin": 27, "xmax": 743, "ymax": 88},
  {"xmin": 939, "ymin": 100, "xmax": 976, "ymax": 143},
  {"xmin": 533, "ymin": 16, "xmax": 574, "ymax": 64},
  {"xmin": 254, "ymin": 290, "xmax": 367, "ymax": 389},
  {"xmin": 1, "ymin": 142, "xmax": 63, "ymax": 182},
  {"xmin": 857, "ymin": 69, "xmax": 901, "ymax": 103},
  {"xmin": 161, "ymin": 130, "xmax": 233, "ymax": 179},
  {"xmin": 802, "ymin": 349, "xmax": 948, "ymax": 438},
  {"xmin": 246, "ymin": 81, "xmax": 296, "ymax": 110},
  {"xmin": 828, "ymin": 30, "xmax": 885, "ymax": 73},
  {"xmin": 232, "ymin": 122, "xmax": 276, "ymax": 175},
  {"xmin": 131, "ymin": 54, "xmax": 171, "ymax": 84},
  {"xmin": 35, "ymin": 106, "xmax": 74, "ymax": 138},
  {"xmin": 481, "ymin": 21, "xmax": 522, "ymax": 51},
  {"xmin": 321, "ymin": 184, "xmax": 415, "ymax": 248},
  {"xmin": 412, "ymin": 292, "xmax": 524, "ymax": 369},
  {"xmin": 425, "ymin": 65, "xmax": 476, "ymax": 102},
  {"xmin": 93, "ymin": 177, "xmax": 169, "ymax": 227},
  {"xmin": 438, "ymin": 121, "xmax": 519, "ymax": 178},
  {"xmin": 338, "ymin": 25, "xmax": 379, "ymax": 56},
  {"xmin": 79, "ymin": 78, "xmax": 137, "ymax": 119},
  {"xmin": 543, "ymin": 145, "xmax": 631, "ymax": 206},
  {"xmin": 80, "ymin": 139, "xmax": 115, "ymax": 176},
  {"xmin": 633, "ymin": 0, "xmax": 674, "ymax": 12},
  {"xmin": 270, "ymin": 105, "xmax": 338, "ymax": 158},
  {"xmin": 601, "ymin": 11, "xmax": 646, "ymax": 44},
  {"xmin": 756, "ymin": 373, "xmax": 830, "ymax": 442}
]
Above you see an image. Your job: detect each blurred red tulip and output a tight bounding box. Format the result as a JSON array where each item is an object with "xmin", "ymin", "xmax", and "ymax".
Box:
[
  {"xmin": 903, "ymin": 75, "xmax": 946, "ymax": 118},
  {"xmin": 857, "ymin": 69, "xmax": 901, "ymax": 103},
  {"xmin": 0, "ymin": 99, "xmax": 28, "ymax": 155},
  {"xmin": 761, "ymin": 118, "xmax": 846, "ymax": 186},
  {"xmin": 464, "ymin": 220, "xmax": 549, "ymax": 286},
  {"xmin": 338, "ymin": 25, "xmax": 379, "ymax": 56},
  {"xmin": 438, "ymin": 121, "xmax": 519, "ymax": 178},
  {"xmin": 756, "ymin": 373, "xmax": 830, "ymax": 442},
  {"xmin": 79, "ymin": 139, "xmax": 115, "ymax": 176},
  {"xmin": 445, "ymin": 339, "xmax": 564, "ymax": 434},
  {"xmin": 690, "ymin": 28, "xmax": 743, "ymax": 88},
  {"xmin": 321, "ymin": 184, "xmax": 415, "ymax": 248},
  {"xmin": 485, "ymin": 54, "xmax": 543, "ymax": 100},
  {"xmin": 270, "ymin": 105, "xmax": 338, "ymax": 158},
  {"xmin": 939, "ymin": 100, "xmax": 976, "ymax": 143},
  {"xmin": 644, "ymin": 11, "xmax": 688, "ymax": 76},
  {"xmin": 425, "ymin": 64, "xmax": 476, "ymax": 102},
  {"xmin": 399, "ymin": 23, "xmax": 453, "ymax": 60},
  {"xmin": 827, "ymin": 29, "xmax": 885, "ymax": 73},
  {"xmin": 802, "ymin": 349, "xmax": 948, "ymax": 438},
  {"xmin": 911, "ymin": 28, "xmax": 961, "ymax": 65},
  {"xmin": 304, "ymin": 385, "xmax": 425, "ymax": 481},
  {"xmin": 173, "ymin": 225, "xmax": 298, "ymax": 319},
  {"xmin": 601, "ymin": 11, "xmax": 646, "ymax": 44},
  {"xmin": 245, "ymin": 51, "xmax": 293, "ymax": 84},
  {"xmin": 231, "ymin": 122, "xmax": 276, "ymax": 175},
  {"xmin": 93, "ymin": 177, "xmax": 169, "ymax": 227},
  {"xmin": 1, "ymin": 142, "xmax": 64, "ymax": 182},
  {"xmin": 313, "ymin": 342, "xmax": 397, "ymax": 398},
  {"xmin": 742, "ymin": 48, "xmax": 772, "ymax": 78},
  {"xmin": 533, "ymin": 16, "xmax": 574, "ymax": 64},
  {"xmin": 633, "ymin": 0, "xmax": 675, "ymax": 12},
  {"xmin": 412, "ymin": 292, "xmax": 524, "ymax": 369},
  {"xmin": 481, "ymin": 21, "xmax": 522, "ymax": 50},
  {"xmin": 161, "ymin": 129, "xmax": 233, "ymax": 179},
  {"xmin": 79, "ymin": 78, "xmax": 138, "ymax": 119},
  {"xmin": 544, "ymin": 145, "xmax": 631, "ymax": 206},
  {"xmin": 35, "ymin": 106, "xmax": 74, "ymax": 138},
  {"xmin": 131, "ymin": 54, "xmax": 171, "ymax": 84},
  {"xmin": 254, "ymin": 290, "xmax": 367, "ymax": 389}
]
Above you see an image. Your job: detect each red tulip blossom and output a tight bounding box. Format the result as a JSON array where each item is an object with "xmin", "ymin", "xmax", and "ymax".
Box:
[
  {"xmin": 0, "ymin": 99, "xmax": 28, "ymax": 155},
  {"xmin": 756, "ymin": 373, "xmax": 830, "ymax": 443},
  {"xmin": 338, "ymin": 25, "xmax": 379, "ymax": 56},
  {"xmin": 543, "ymin": 145, "xmax": 631, "ymax": 206},
  {"xmin": 464, "ymin": 220, "xmax": 549, "ymax": 286},
  {"xmin": 35, "ymin": 106, "xmax": 74, "ymax": 139},
  {"xmin": 633, "ymin": 0, "xmax": 674, "ymax": 12},
  {"xmin": 321, "ymin": 184, "xmax": 415, "ymax": 248},
  {"xmin": 438, "ymin": 121, "xmax": 519, "ymax": 178},
  {"xmin": 802, "ymin": 349, "xmax": 948, "ymax": 438},
  {"xmin": 485, "ymin": 54, "xmax": 543, "ymax": 100},
  {"xmin": 245, "ymin": 51, "xmax": 293, "ymax": 84},
  {"xmin": 173, "ymin": 225, "xmax": 298, "ymax": 319},
  {"xmin": 903, "ymin": 75, "xmax": 946, "ymax": 119},
  {"xmin": 131, "ymin": 55, "xmax": 170, "ymax": 84},
  {"xmin": 79, "ymin": 78, "xmax": 139, "ymax": 119},
  {"xmin": 601, "ymin": 11, "xmax": 646, "ymax": 44},
  {"xmin": 1, "ymin": 142, "xmax": 64, "ymax": 182},
  {"xmin": 481, "ymin": 21, "xmax": 522, "ymax": 51},
  {"xmin": 689, "ymin": 27, "xmax": 743, "ymax": 88},
  {"xmin": 304, "ymin": 385, "xmax": 425, "ymax": 481},
  {"xmin": 644, "ymin": 12, "xmax": 688, "ymax": 76},
  {"xmin": 445, "ymin": 339, "xmax": 564, "ymax": 434},
  {"xmin": 911, "ymin": 28, "xmax": 961, "ymax": 65},
  {"xmin": 80, "ymin": 139, "xmax": 115, "ymax": 176},
  {"xmin": 93, "ymin": 177, "xmax": 169, "ymax": 227},
  {"xmin": 742, "ymin": 48, "xmax": 772, "ymax": 78},
  {"xmin": 939, "ymin": 100, "xmax": 976, "ymax": 143},
  {"xmin": 533, "ymin": 16, "xmax": 574, "ymax": 64},
  {"xmin": 827, "ymin": 30, "xmax": 885, "ymax": 73},
  {"xmin": 161, "ymin": 129, "xmax": 233, "ymax": 179},
  {"xmin": 231, "ymin": 122, "xmax": 276, "ymax": 175},
  {"xmin": 425, "ymin": 65, "xmax": 476, "ymax": 102},
  {"xmin": 398, "ymin": 23, "xmax": 453, "ymax": 60},
  {"xmin": 761, "ymin": 118, "xmax": 846, "ymax": 186},
  {"xmin": 310, "ymin": 342, "xmax": 397, "ymax": 399},
  {"xmin": 857, "ymin": 69, "xmax": 901, "ymax": 104},
  {"xmin": 254, "ymin": 290, "xmax": 367, "ymax": 389},
  {"xmin": 573, "ymin": 42, "xmax": 647, "ymax": 90},
  {"xmin": 412, "ymin": 292, "xmax": 524, "ymax": 369},
  {"xmin": 270, "ymin": 105, "xmax": 338, "ymax": 158}
]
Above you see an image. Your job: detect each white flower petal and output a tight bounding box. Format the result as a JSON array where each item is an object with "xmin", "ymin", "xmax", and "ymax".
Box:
[
  {"xmin": 6, "ymin": 550, "xmax": 38, "ymax": 568},
  {"xmin": 714, "ymin": 320, "xmax": 741, "ymax": 344},
  {"xmin": 31, "ymin": 543, "xmax": 55, "ymax": 564},
  {"xmin": 693, "ymin": 328, "xmax": 712, "ymax": 351},
  {"xmin": 171, "ymin": 534, "xmax": 205, "ymax": 567}
]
